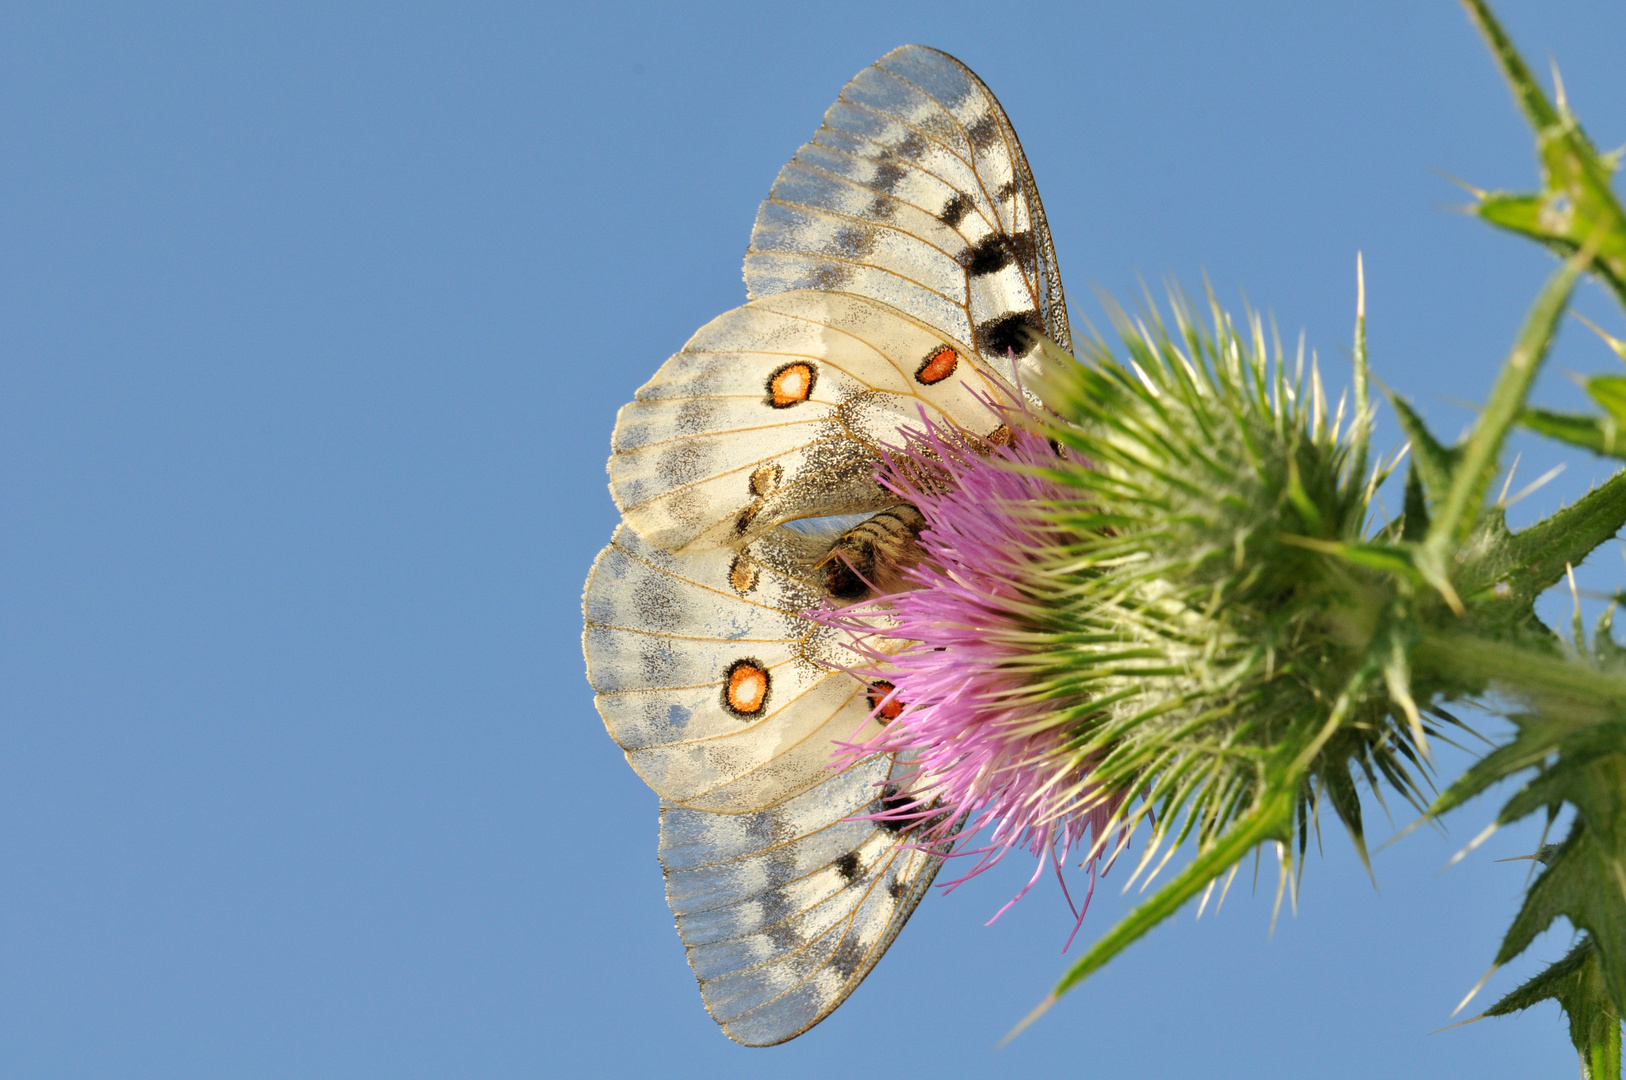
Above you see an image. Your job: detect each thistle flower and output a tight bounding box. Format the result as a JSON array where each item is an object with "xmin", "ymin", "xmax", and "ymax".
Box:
[
  {"xmin": 816, "ymin": 418, "xmax": 1126, "ymax": 932},
  {"xmin": 819, "ymin": 287, "xmax": 1449, "ymax": 949}
]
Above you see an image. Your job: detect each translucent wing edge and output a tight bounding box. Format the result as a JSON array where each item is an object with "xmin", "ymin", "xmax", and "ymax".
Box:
[
  {"xmin": 721, "ymin": 840, "xmax": 945, "ymax": 1047},
  {"xmin": 877, "ymin": 45, "xmax": 1070, "ymax": 352}
]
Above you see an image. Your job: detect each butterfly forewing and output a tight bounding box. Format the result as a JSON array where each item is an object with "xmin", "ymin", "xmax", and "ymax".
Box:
[
  {"xmin": 608, "ymin": 290, "xmax": 1010, "ymax": 554},
  {"xmin": 659, "ymin": 754, "xmax": 943, "ymax": 1046},
  {"xmin": 744, "ymin": 45, "xmax": 1070, "ymax": 393}
]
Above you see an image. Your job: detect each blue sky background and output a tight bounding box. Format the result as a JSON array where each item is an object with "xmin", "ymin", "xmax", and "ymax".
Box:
[{"xmin": 5, "ymin": 2, "xmax": 1626, "ymax": 1077}]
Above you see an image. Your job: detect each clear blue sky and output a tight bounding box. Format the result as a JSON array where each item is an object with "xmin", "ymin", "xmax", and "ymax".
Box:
[{"xmin": 5, "ymin": 2, "xmax": 1626, "ymax": 1077}]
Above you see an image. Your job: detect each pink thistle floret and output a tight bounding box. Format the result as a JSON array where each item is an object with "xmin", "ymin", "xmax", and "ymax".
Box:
[{"xmin": 812, "ymin": 414, "xmax": 1125, "ymax": 937}]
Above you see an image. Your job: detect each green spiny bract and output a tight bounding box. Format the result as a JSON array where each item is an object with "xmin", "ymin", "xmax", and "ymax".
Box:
[
  {"xmin": 1024, "ymin": 291, "xmax": 1432, "ymax": 866},
  {"xmin": 987, "ymin": 290, "xmax": 1461, "ymax": 1020}
]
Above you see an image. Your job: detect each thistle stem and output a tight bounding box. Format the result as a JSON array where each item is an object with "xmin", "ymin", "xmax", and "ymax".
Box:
[
  {"xmin": 1582, "ymin": 1020, "xmax": 1621, "ymax": 1080},
  {"xmin": 1417, "ymin": 630, "xmax": 1626, "ymax": 711},
  {"xmin": 1458, "ymin": 0, "xmax": 1561, "ymax": 131},
  {"xmin": 1422, "ymin": 254, "xmax": 1584, "ymax": 563}
]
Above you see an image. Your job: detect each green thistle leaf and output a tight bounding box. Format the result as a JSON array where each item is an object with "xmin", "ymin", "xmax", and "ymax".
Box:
[
  {"xmin": 1495, "ymin": 806, "xmax": 1626, "ymax": 1015},
  {"xmin": 1522, "ymin": 407, "xmax": 1624, "ymax": 459},
  {"xmin": 1428, "ymin": 609, "xmax": 1626, "ymax": 1072},
  {"xmin": 1588, "ymin": 377, "xmax": 1626, "ymax": 421},
  {"xmin": 1388, "ymin": 395, "xmax": 1460, "ymax": 505},
  {"xmin": 1522, "ymin": 379, "xmax": 1626, "ymax": 460},
  {"xmin": 1484, "ymin": 936, "xmax": 1622, "ymax": 1080},
  {"xmin": 1456, "ymin": 472, "xmax": 1626, "ymax": 617},
  {"xmin": 1459, "ymin": 0, "xmax": 1626, "ymax": 309}
]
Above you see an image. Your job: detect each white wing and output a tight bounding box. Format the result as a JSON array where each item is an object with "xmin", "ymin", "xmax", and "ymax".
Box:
[
  {"xmin": 609, "ymin": 289, "xmax": 1011, "ymax": 554},
  {"xmin": 745, "ymin": 45, "xmax": 1071, "ymax": 389},
  {"xmin": 660, "ymin": 754, "xmax": 943, "ymax": 1046}
]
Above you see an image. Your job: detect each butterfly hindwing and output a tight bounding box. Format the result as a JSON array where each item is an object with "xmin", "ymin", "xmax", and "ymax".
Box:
[
  {"xmin": 659, "ymin": 754, "xmax": 943, "ymax": 1046},
  {"xmin": 584, "ymin": 521, "xmax": 901, "ymax": 814}
]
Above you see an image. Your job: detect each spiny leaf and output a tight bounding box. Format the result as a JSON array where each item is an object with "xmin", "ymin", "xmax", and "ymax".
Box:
[
  {"xmin": 1459, "ymin": 0, "xmax": 1626, "ymax": 309},
  {"xmin": 1400, "ymin": 463, "xmax": 1430, "ymax": 542},
  {"xmin": 1485, "ymin": 936, "xmax": 1622, "ymax": 1080},
  {"xmin": 1591, "ymin": 376, "xmax": 1626, "ymax": 423},
  {"xmin": 1388, "ymin": 395, "xmax": 1459, "ymax": 503},
  {"xmin": 1496, "ymin": 810, "xmax": 1626, "ymax": 1015},
  {"xmin": 1523, "ymin": 407, "xmax": 1624, "ymax": 458},
  {"xmin": 1478, "ymin": 470, "xmax": 1626, "ymax": 605},
  {"xmin": 1427, "ymin": 637, "xmax": 1626, "ymax": 1022}
]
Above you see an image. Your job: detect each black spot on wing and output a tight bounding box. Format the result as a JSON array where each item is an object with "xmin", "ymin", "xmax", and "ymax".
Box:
[
  {"xmin": 895, "ymin": 131, "xmax": 928, "ymax": 160},
  {"xmin": 833, "ymin": 851, "xmax": 861, "ymax": 882},
  {"xmin": 966, "ymin": 113, "xmax": 1001, "ymax": 150},
  {"xmin": 976, "ymin": 310, "xmax": 1041, "ymax": 357},
  {"xmin": 876, "ymin": 784, "xmax": 912, "ymax": 835},
  {"xmin": 871, "ymin": 161, "xmax": 907, "ymax": 194},
  {"xmin": 937, "ymin": 193, "xmax": 972, "ymax": 229},
  {"xmin": 962, "ymin": 231, "xmax": 1034, "ymax": 278},
  {"xmin": 834, "ymin": 225, "xmax": 877, "ymax": 259},
  {"xmin": 995, "ymin": 178, "xmax": 1019, "ymax": 201},
  {"xmin": 830, "ymin": 936, "xmax": 865, "ymax": 978},
  {"xmin": 1008, "ymin": 230, "xmax": 1037, "ymax": 268},
  {"xmin": 865, "ymin": 195, "xmax": 896, "ymax": 221},
  {"xmin": 963, "ymin": 234, "xmax": 1013, "ymax": 277}
]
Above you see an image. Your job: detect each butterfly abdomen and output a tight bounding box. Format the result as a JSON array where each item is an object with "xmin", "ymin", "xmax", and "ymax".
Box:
[{"xmin": 817, "ymin": 504, "xmax": 926, "ymax": 600}]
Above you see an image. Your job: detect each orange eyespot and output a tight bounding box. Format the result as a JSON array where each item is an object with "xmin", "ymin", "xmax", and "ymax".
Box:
[
  {"xmin": 768, "ymin": 362, "xmax": 816, "ymax": 407},
  {"xmin": 915, "ymin": 346, "xmax": 958, "ymax": 385},
  {"xmin": 867, "ymin": 680, "xmax": 903, "ymax": 722},
  {"xmin": 724, "ymin": 659, "xmax": 770, "ymax": 716}
]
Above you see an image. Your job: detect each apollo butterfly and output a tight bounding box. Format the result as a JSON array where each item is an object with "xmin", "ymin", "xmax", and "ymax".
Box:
[{"xmin": 582, "ymin": 45, "xmax": 1071, "ymax": 1045}]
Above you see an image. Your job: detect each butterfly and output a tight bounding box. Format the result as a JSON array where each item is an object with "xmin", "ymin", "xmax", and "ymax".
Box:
[{"xmin": 582, "ymin": 45, "xmax": 1071, "ymax": 1046}]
